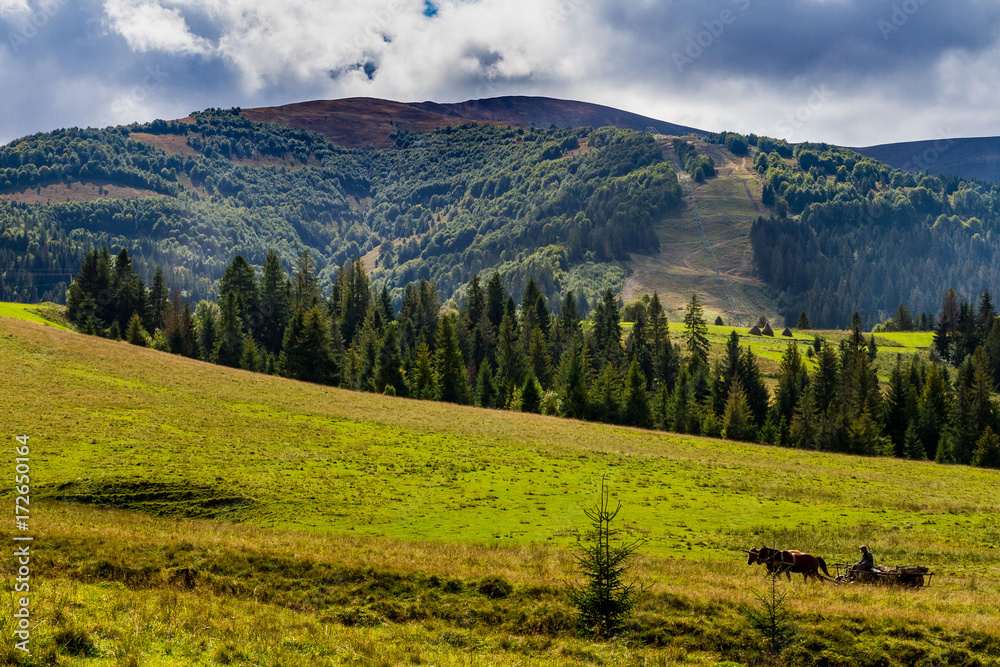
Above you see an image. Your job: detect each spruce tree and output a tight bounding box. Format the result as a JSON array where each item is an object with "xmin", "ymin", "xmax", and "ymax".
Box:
[
  {"xmin": 291, "ymin": 250, "xmax": 321, "ymax": 313},
  {"xmin": 527, "ymin": 326, "xmax": 553, "ymax": 389},
  {"xmin": 125, "ymin": 312, "xmax": 148, "ymax": 347},
  {"xmin": 591, "ymin": 363, "xmax": 621, "ymax": 423},
  {"xmin": 475, "ymin": 359, "xmax": 498, "ymax": 408},
  {"xmin": 219, "ymin": 255, "xmax": 258, "ymax": 333},
  {"xmin": 796, "ymin": 311, "xmax": 811, "ymax": 329},
  {"xmin": 902, "ymin": 422, "xmax": 926, "ymax": 460},
  {"xmin": 433, "ymin": 315, "xmax": 469, "ymax": 404},
  {"xmin": 279, "ymin": 306, "xmax": 335, "ymax": 384},
  {"xmin": 972, "ymin": 426, "xmax": 1000, "ymax": 468},
  {"xmin": 496, "ymin": 310, "xmax": 525, "ymax": 407},
  {"xmin": 194, "ymin": 300, "xmax": 220, "ymax": 361},
  {"xmin": 722, "ymin": 380, "xmax": 755, "ymax": 442},
  {"xmin": 683, "ymin": 293, "xmax": 709, "ymax": 365},
  {"xmin": 410, "ymin": 342, "xmax": 435, "ymax": 400},
  {"xmin": 239, "ymin": 335, "xmax": 262, "ymax": 372},
  {"xmin": 257, "ymin": 250, "xmax": 290, "ymax": 353},
  {"xmin": 485, "ymin": 272, "xmax": 506, "ymax": 332},
  {"xmin": 621, "ymin": 359, "xmax": 652, "ymax": 427},
  {"xmin": 148, "ymin": 266, "xmax": 169, "ymax": 333},
  {"xmin": 520, "ymin": 373, "xmax": 542, "ymax": 413},
  {"xmin": 374, "ymin": 323, "xmax": 406, "ymax": 396},
  {"xmin": 213, "ymin": 292, "xmax": 244, "ymax": 367},
  {"xmin": 558, "ymin": 340, "xmax": 590, "ymax": 419}
]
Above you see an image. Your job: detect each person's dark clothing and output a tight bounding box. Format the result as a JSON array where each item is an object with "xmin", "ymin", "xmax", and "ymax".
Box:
[{"xmin": 856, "ymin": 551, "xmax": 874, "ymax": 572}]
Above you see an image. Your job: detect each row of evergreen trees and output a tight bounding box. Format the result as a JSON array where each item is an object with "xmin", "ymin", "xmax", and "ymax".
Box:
[{"xmin": 64, "ymin": 247, "xmax": 1000, "ymax": 469}]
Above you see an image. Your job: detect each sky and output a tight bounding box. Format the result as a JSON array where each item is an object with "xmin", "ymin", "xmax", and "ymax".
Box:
[{"xmin": 1, "ymin": 0, "xmax": 998, "ymax": 147}]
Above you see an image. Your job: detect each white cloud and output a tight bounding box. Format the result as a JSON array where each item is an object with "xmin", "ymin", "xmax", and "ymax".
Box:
[
  {"xmin": 0, "ymin": 0, "xmax": 30, "ymax": 16},
  {"xmin": 103, "ymin": 0, "xmax": 211, "ymax": 55}
]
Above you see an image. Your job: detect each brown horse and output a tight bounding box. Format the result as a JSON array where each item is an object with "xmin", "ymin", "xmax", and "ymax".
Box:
[
  {"xmin": 748, "ymin": 546, "xmax": 833, "ymax": 583},
  {"xmin": 746, "ymin": 547, "xmax": 804, "ymax": 580}
]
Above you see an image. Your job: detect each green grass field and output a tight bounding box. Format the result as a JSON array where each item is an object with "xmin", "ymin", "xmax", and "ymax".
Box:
[
  {"xmin": 1, "ymin": 317, "xmax": 997, "ymax": 666},
  {"xmin": 0, "ymin": 302, "xmax": 73, "ymax": 331}
]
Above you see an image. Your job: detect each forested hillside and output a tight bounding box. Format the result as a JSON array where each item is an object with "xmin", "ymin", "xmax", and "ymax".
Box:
[
  {"xmin": 743, "ymin": 140, "xmax": 1000, "ymax": 328},
  {"xmin": 0, "ymin": 108, "xmax": 678, "ymax": 311}
]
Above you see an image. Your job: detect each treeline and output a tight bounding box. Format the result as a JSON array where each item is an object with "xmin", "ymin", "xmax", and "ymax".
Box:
[
  {"xmin": 0, "ymin": 113, "xmax": 678, "ymax": 311},
  {"xmin": 65, "ymin": 248, "xmax": 1000, "ymax": 470}
]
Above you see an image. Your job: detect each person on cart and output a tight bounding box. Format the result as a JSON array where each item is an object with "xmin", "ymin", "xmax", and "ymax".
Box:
[{"xmin": 852, "ymin": 545, "xmax": 874, "ymax": 574}]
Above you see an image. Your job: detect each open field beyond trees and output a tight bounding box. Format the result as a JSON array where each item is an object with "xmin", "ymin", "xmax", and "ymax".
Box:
[{"xmin": 1, "ymin": 316, "xmax": 998, "ymax": 666}]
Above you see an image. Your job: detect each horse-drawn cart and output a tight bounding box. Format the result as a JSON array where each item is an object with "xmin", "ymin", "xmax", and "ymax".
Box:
[{"xmin": 832, "ymin": 564, "xmax": 933, "ymax": 588}]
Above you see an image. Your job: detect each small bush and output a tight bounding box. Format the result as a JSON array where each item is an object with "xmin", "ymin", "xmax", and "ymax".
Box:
[
  {"xmin": 478, "ymin": 575, "xmax": 514, "ymax": 599},
  {"xmin": 54, "ymin": 625, "xmax": 97, "ymax": 657}
]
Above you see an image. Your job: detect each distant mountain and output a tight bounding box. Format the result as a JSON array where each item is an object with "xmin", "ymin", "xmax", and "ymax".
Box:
[
  {"xmin": 854, "ymin": 136, "xmax": 1000, "ymax": 183},
  {"xmin": 240, "ymin": 98, "xmax": 503, "ymax": 149},
  {"xmin": 412, "ymin": 96, "xmax": 706, "ymax": 137},
  {"xmin": 240, "ymin": 96, "xmax": 706, "ymax": 149}
]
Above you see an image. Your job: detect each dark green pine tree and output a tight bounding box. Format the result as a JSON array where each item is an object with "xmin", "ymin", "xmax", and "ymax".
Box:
[
  {"xmin": 374, "ymin": 322, "xmax": 407, "ymax": 396},
  {"xmin": 147, "ymin": 266, "xmax": 169, "ymax": 333},
  {"xmin": 972, "ymin": 426, "xmax": 1000, "ymax": 468},
  {"xmin": 279, "ymin": 306, "xmax": 335, "ymax": 384},
  {"xmin": 195, "ymin": 301, "xmax": 219, "ymax": 361},
  {"xmin": 592, "ymin": 289, "xmax": 623, "ymax": 370},
  {"xmin": 558, "ymin": 340, "xmax": 590, "ymax": 420},
  {"xmin": 378, "ymin": 284, "xmax": 395, "ymax": 324},
  {"xmin": 257, "ymin": 250, "xmax": 290, "ymax": 354},
  {"xmin": 219, "ymin": 255, "xmax": 259, "ymax": 334},
  {"xmin": 520, "ymin": 278, "xmax": 548, "ymax": 339},
  {"xmin": 239, "ymin": 335, "xmax": 262, "ymax": 372},
  {"xmin": 496, "ymin": 310, "xmax": 525, "ymax": 407},
  {"xmin": 291, "ymin": 250, "xmax": 321, "ymax": 314},
  {"xmin": 722, "ymin": 379, "xmax": 755, "ymax": 442},
  {"xmin": 409, "ymin": 342, "xmax": 435, "ymax": 400},
  {"xmin": 773, "ymin": 342, "xmax": 807, "ymax": 425},
  {"xmin": 485, "ymin": 272, "xmax": 507, "ymax": 332},
  {"xmin": 883, "ymin": 360, "xmax": 910, "ymax": 456},
  {"xmin": 475, "ymin": 359, "xmax": 499, "ymax": 408},
  {"xmin": 790, "ymin": 383, "xmax": 819, "ymax": 449},
  {"xmin": 213, "ymin": 292, "xmax": 245, "ymax": 368},
  {"xmin": 433, "ymin": 315, "xmax": 469, "ymax": 404},
  {"xmin": 796, "ymin": 311, "xmax": 811, "ymax": 329},
  {"xmin": 902, "ymin": 421, "xmax": 926, "ymax": 460},
  {"xmin": 739, "ymin": 350, "xmax": 770, "ymax": 430},
  {"xmin": 979, "ymin": 290, "xmax": 996, "ymax": 339},
  {"xmin": 462, "ymin": 274, "xmax": 486, "ymax": 334},
  {"xmin": 527, "ymin": 326, "xmax": 553, "ymax": 390},
  {"xmin": 111, "ymin": 248, "xmax": 147, "ymax": 333},
  {"xmin": 812, "ymin": 342, "xmax": 840, "ymax": 415},
  {"xmin": 590, "ymin": 363, "xmax": 621, "ymax": 424},
  {"xmin": 621, "ymin": 359, "xmax": 652, "ymax": 427},
  {"xmin": 624, "ymin": 308, "xmax": 653, "ymax": 386},
  {"xmin": 683, "ymin": 293, "xmax": 709, "ymax": 366},
  {"xmin": 520, "ymin": 373, "xmax": 542, "ymax": 414}
]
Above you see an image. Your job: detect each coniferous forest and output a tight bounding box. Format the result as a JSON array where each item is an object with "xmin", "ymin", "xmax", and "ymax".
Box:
[
  {"xmin": 64, "ymin": 247, "xmax": 1000, "ymax": 470},
  {"xmin": 0, "ymin": 110, "xmax": 675, "ymax": 310}
]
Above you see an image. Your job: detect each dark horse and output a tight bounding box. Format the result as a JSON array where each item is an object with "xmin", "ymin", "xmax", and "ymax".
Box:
[{"xmin": 747, "ymin": 546, "xmax": 833, "ymax": 582}]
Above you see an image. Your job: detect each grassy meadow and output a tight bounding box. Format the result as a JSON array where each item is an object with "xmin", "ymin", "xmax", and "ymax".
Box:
[{"xmin": 1, "ymin": 315, "xmax": 998, "ymax": 666}]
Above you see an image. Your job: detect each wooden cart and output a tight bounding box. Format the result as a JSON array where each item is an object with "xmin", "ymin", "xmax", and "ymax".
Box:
[{"xmin": 832, "ymin": 563, "xmax": 933, "ymax": 588}]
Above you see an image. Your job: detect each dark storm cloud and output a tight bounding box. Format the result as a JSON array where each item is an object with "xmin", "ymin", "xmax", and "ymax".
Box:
[
  {"xmin": 601, "ymin": 0, "xmax": 1000, "ymax": 85},
  {"xmin": 1, "ymin": 0, "xmax": 999, "ymax": 146}
]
